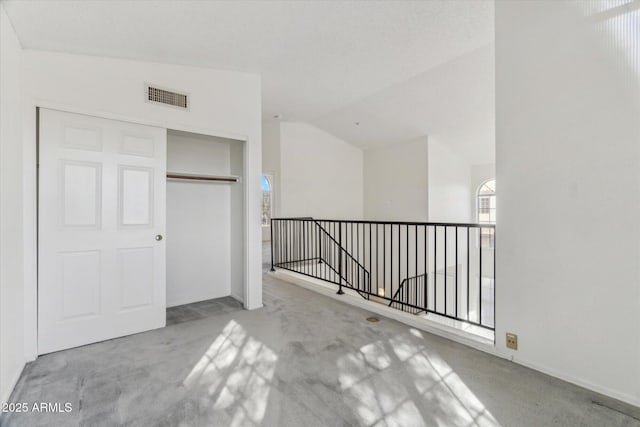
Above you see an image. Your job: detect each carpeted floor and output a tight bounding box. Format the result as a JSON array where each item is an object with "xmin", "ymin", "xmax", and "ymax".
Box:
[{"xmin": 1, "ymin": 246, "xmax": 639, "ymax": 426}]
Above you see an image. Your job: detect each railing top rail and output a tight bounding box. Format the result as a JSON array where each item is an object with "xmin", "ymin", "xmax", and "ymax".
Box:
[
  {"xmin": 274, "ymin": 216, "xmax": 314, "ymax": 220},
  {"xmin": 272, "ymin": 217, "xmax": 495, "ymax": 229}
]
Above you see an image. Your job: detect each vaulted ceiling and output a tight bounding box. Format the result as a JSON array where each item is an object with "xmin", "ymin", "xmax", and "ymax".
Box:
[{"xmin": 4, "ymin": 0, "xmax": 495, "ymax": 164}]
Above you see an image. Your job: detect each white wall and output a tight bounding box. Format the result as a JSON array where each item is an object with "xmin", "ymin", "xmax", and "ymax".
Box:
[
  {"xmin": 0, "ymin": 4, "xmax": 25, "ymax": 403},
  {"xmin": 280, "ymin": 122, "xmax": 363, "ymax": 219},
  {"xmin": 427, "ymin": 139, "xmax": 472, "ymax": 223},
  {"xmin": 18, "ymin": 51, "xmax": 262, "ymax": 368},
  {"xmin": 262, "ymin": 121, "xmax": 280, "ymax": 180},
  {"xmin": 363, "ymin": 137, "xmax": 428, "ymax": 221},
  {"xmin": 496, "ymin": 0, "xmax": 640, "ymax": 405},
  {"xmin": 166, "ymin": 131, "xmax": 240, "ymax": 307}
]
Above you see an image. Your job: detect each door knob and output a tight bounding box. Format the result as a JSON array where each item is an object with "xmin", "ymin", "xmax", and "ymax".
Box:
[{"xmin": 155, "ymin": 234, "xmax": 163, "ymax": 241}]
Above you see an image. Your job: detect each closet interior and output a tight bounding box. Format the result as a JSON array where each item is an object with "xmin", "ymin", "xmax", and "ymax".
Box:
[{"xmin": 166, "ymin": 129, "xmax": 245, "ymax": 307}]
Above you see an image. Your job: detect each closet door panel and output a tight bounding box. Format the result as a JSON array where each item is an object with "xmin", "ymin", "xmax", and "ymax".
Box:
[{"xmin": 38, "ymin": 108, "xmax": 167, "ymax": 354}]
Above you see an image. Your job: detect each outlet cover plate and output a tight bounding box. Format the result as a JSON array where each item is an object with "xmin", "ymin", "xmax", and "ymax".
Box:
[{"xmin": 506, "ymin": 333, "xmax": 518, "ymax": 350}]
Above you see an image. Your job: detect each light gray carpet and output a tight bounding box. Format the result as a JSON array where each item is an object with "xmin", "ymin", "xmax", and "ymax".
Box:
[{"xmin": 1, "ymin": 253, "xmax": 639, "ymax": 426}]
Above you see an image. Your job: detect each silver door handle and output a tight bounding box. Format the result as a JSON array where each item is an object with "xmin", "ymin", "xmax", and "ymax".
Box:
[{"xmin": 155, "ymin": 234, "xmax": 163, "ymax": 241}]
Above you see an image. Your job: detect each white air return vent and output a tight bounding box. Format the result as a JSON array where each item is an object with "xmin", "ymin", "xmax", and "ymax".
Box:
[{"xmin": 145, "ymin": 85, "xmax": 189, "ymax": 110}]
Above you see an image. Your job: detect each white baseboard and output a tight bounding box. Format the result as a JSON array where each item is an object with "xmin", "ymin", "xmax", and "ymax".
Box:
[
  {"xmin": 272, "ymin": 269, "xmax": 640, "ymax": 411},
  {"xmin": 272, "ymin": 270, "xmax": 497, "ymax": 355},
  {"xmin": 167, "ymin": 291, "xmax": 233, "ymax": 308},
  {"xmin": 509, "ymin": 356, "xmax": 640, "ymax": 409},
  {"xmin": 230, "ymin": 292, "xmax": 244, "ymax": 304}
]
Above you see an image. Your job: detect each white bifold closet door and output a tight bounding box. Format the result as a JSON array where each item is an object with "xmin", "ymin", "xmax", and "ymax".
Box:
[{"xmin": 38, "ymin": 109, "xmax": 167, "ymax": 354}]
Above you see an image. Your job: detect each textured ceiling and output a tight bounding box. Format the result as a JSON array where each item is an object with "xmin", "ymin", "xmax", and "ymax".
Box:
[
  {"xmin": 4, "ymin": 0, "xmax": 495, "ymax": 163},
  {"xmin": 315, "ymin": 45, "xmax": 495, "ymax": 164}
]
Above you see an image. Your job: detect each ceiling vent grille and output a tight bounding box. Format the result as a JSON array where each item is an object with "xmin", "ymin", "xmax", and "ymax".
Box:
[{"xmin": 146, "ymin": 85, "xmax": 189, "ymax": 109}]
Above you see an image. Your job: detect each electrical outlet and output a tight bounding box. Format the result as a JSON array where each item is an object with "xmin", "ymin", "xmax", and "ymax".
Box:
[{"xmin": 506, "ymin": 333, "xmax": 518, "ymax": 350}]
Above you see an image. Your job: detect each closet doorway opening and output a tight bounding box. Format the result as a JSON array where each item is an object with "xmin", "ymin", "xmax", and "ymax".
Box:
[{"xmin": 166, "ymin": 130, "xmax": 246, "ymax": 307}]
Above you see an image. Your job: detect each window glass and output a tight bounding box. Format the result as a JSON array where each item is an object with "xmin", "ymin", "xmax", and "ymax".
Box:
[{"xmin": 262, "ymin": 175, "xmax": 272, "ymax": 225}]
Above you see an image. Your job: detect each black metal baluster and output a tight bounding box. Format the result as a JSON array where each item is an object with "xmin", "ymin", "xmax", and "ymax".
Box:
[
  {"xmin": 318, "ymin": 220, "xmax": 322, "ymax": 265},
  {"xmin": 290, "ymin": 220, "xmax": 293, "ymax": 266},
  {"xmin": 299, "ymin": 221, "xmax": 303, "ymax": 272},
  {"xmin": 424, "ymin": 225, "xmax": 427, "ymax": 310},
  {"xmin": 455, "ymin": 226, "xmax": 458, "ymax": 318},
  {"xmin": 406, "ymin": 224, "xmax": 409, "ymax": 305},
  {"xmin": 467, "ymin": 226, "xmax": 470, "ymax": 321},
  {"xmin": 279, "ymin": 220, "xmax": 283, "ymax": 268},
  {"xmin": 383, "ymin": 224, "xmax": 385, "ymax": 298},
  {"xmin": 290, "ymin": 220, "xmax": 293, "ymax": 265},
  {"xmin": 336, "ymin": 221, "xmax": 339, "ymax": 283},
  {"xmin": 434, "ymin": 226, "xmax": 437, "ymax": 314},
  {"xmin": 304, "ymin": 221, "xmax": 308, "ymax": 275},
  {"xmin": 328, "ymin": 222, "xmax": 332, "ymax": 283},
  {"xmin": 357, "ymin": 222, "xmax": 360, "ymax": 291},
  {"xmin": 338, "ymin": 222, "xmax": 344, "ymax": 294},
  {"xmin": 444, "ymin": 226, "xmax": 448, "ymax": 316},
  {"xmin": 390, "ymin": 224, "xmax": 393, "ymax": 302},
  {"xmin": 285, "ymin": 220, "xmax": 288, "ymax": 266},
  {"xmin": 479, "ymin": 226, "xmax": 483, "ymax": 326},
  {"xmin": 332, "ymin": 221, "xmax": 336, "ymax": 282},
  {"xmin": 413, "ymin": 224, "xmax": 420, "ymax": 306},
  {"xmin": 280, "ymin": 220, "xmax": 283, "ymax": 267},
  {"xmin": 397, "ymin": 225, "xmax": 400, "ymax": 306},
  {"xmin": 293, "ymin": 221, "xmax": 300, "ymax": 271},
  {"xmin": 376, "ymin": 224, "xmax": 379, "ymax": 296},
  {"xmin": 369, "ymin": 223, "xmax": 372, "ymax": 294}
]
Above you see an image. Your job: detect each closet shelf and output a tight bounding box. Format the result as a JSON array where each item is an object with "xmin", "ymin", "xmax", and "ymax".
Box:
[{"xmin": 167, "ymin": 172, "xmax": 240, "ymax": 183}]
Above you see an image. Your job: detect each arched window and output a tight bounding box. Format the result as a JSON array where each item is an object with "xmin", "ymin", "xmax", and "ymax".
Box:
[
  {"xmin": 261, "ymin": 175, "xmax": 272, "ymax": 226},
  {"xmin": 477, "ymin": 179, "xmax": 496, "ymax": 224},
  {"xmin": 477, "ymin": 179, "xmax": 495, "ymax": 248}
]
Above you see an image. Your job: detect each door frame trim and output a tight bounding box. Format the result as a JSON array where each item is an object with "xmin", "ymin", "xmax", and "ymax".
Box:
[{"xmin": 25, "ymin": 100, "xmax": 254, "ymax": 360}]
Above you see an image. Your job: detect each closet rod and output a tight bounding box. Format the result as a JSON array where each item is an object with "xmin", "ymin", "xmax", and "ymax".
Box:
[{"xmin": 167, "ymin": 173, "xmax": 238, "ymax": 183}]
